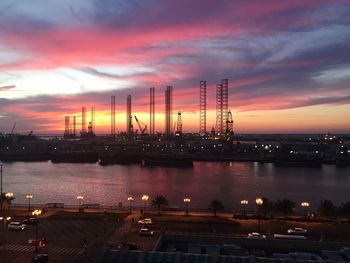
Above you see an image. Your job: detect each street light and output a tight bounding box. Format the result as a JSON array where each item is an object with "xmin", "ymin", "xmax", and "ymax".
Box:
[
  {"xmin": 184, "ymin": 198, "xmax": 191, "ymax": 216},
  {"xmin": 31, "ymin": 210, "xmax": 42, "ymax": 255},
  {"xmin": 0, "ymin": 163, "xmax": 3, "ymax": 199},
  {"xmin": 141, "ymin": 195, "xmax": 149, "ymax": 216},
  {"xmin": 5, "ymin": 192, "xmax": 14, "ymax": 213},
  {"xmin": 26, "ymin": 194, "xmax": 33, "ymax": 212},
  {"xmin": 240, "ymin": 200, "xmax": 248, "ymax": 216},
  {"xmin": 127, "ymin": 196, "xmax": 134, "ymax": 214},
  {"xmin": 77, "ymin": 195, "xmax": 84, "ymax": 211},
  {"xmin": 301, "ymin": 201, "xmax": 310, "ymax": 220},
  {"xmin": 255, "ymin": 198, "xmax": 264, "ymax": 233}
]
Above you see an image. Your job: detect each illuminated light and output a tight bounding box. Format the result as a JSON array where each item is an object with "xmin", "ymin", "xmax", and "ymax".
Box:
[
  {"xmin": 301, "ymin": 201, "xmax": 310, "ymax": 207},
  {"xmin": 256, "ymin": 198, "xmax": 263, "ymax": 205},
  {"xmin": 142, "ymin": 195, "xmax": 149, "ymax": 201},
  {"xmin": 315, "ymin": 151, "xmax": 319, "ymax": 154},
  {"xmin": 5, "ymin": 192, "xmax": 14, "ymax": 198},
  {"xmin": 32, "ymin": 209, "xmax": 42, "ymax": 216},
  {"xmin": 240, "ymin": 200, "xmax": 248, "ymax": 205},
  {"xmin": 290, "ymin": 150, "xmax": 293, "ymax": 154},
  {"xmin": 183, "ymin": 198, "xmax": 191, "ymax": 203}
]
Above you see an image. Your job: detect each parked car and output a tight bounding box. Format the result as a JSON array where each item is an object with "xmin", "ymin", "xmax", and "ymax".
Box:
[
  {"xmin": 247, "ymin": 232, "xmax": 266, "ymax": 239},
  {"xmin": 139, "ymin": 228, "xmax": 154, "ymax": 236},
  {"xmin": 287, "ymin": 227, "xmax": 307, "ymax": 234},
  {"xmin": 22, "ymin": 218, "xmax": 38, "ymax": 225},
  {"xmin": 31, "ymin": 253, "xmax": 48, "ymax": 263},
  {"xmin": 8, "ymin": 222, "xmax": 27, "ymax": 231},
  {"xmin": 137, "ymin": 218, "xmax": 152, "ymax": 224}
]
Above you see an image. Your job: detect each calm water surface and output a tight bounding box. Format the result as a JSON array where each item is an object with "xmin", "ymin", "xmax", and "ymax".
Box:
[{"xmin": 2, "ymin": 161, "xmax": 350, "ymax": 211}]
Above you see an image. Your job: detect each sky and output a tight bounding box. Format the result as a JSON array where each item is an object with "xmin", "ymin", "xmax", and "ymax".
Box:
[{"xmin": 0, "ymin": 0, "xmax": 350, "ymax": 134}]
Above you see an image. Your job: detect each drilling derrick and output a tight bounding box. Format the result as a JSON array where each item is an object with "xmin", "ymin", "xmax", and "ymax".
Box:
[
  {"xmin": 165, "ymin": 86, "xmax": 173, "ymax": 137},
  {"xmin": 64, "ymin": 116, "xmax": 70, "ymax": 136},
  {"xmin": 176, "ymin": 111, "xmax": 182, "ymax": 135},
  {"xmin": 81, "ymin": 106, "xmax": 87, "ymax": 134},
  {"xmin": 73, "ymin": 116, "xmax": 76, "ymax": 137},
  {"xmin": 150, "ymin": 87, "xmax": 155, "ymax": 136},
  {"xmin": 126, "ymin": 95, "xmax": 133, "ymax": 139},
  {"xmin": 200, "ymin": 80, "xmax": 207, "ymax": 134},
  {"xmin": 216, "ymin": 79, "xmax": 228, "ymax": 135},
  {"xmin": 111, "ymin": 96, "xmax": 116, "ymax": 137},
  {"xmin": 226, "ymin": 110, "xmax": 234, "ymax": 135}
]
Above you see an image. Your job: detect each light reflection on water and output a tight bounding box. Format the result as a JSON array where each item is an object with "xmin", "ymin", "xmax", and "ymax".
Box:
[{"xmin": 2, "ymin": 161, "xmax": 350, "ymax": 210}]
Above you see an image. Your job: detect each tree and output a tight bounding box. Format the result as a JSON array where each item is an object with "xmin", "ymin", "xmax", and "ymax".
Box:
[
  {"xmin": 275, "ymin": 199, "xmax": 295, "ymax": 217},
  {"xmin": 339, "ymin": 202, "xmax": 350, "ymax": 218},
  {"xmin": 318, "ymin": 199, "xmax": 336, "ymax": 218},
  {"xmin": 151, "ymin": 195, "xmax": 168, "ymax": 215},
  {"xmin": 208, "ymin": 200, "xmax": 224, "ymax": 217}
]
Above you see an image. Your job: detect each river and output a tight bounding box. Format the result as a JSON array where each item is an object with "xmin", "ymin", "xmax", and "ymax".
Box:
[{"xmin": 2, "ymin": 161, "xmax": 350, "ymax": 211}]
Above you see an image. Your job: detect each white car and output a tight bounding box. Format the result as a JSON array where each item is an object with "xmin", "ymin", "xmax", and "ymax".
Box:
[
  {"xmin": 138, "ymin": 218, "xmax": 152, "ymax": 224},
  {"xmin": 287, "ymin": 227, "xmax": 307, "ymax": 234},
  {"xmin": 139, "ymin": 228, "xmax": 154, "ymax": 236},
  {"xmin": 8, "ymin": 222, "xmax": 27, "ymax": 231},
  {"xmin": 247, "ymin": 232, "xmax": 266, "ymax": 239}
]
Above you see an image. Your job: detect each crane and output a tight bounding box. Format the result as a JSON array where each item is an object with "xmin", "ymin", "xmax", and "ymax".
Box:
[
  {"xmin": 11, "ymin": 122, "xmax": 16, "ymax": 134},
  {"xmin": 134, "ymin": 115, "xmax": 147, "ymax": 135}
]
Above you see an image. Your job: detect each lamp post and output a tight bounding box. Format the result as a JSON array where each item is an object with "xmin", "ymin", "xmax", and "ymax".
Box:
[
  {"xmin": 77, "ymin": 195, "xmax": 84, "ymax": 211},
  {"xmin": 32, "ymin": 209, "xmax": 42, "ymax": 255},
  {"xmin": 127, "ymin": 196, "xmax": 134, "ymax": 214},
  {"xmin": 184, "ymin": 198, "xmax": 190, "ymax": 216},
  {"xmin": 256, "ymin": 198, "xmax": 263, "ymax": 233},
  {"xmin": 0, "ymin": 163, "xmax": 3, "ymax": 198},
  {"xmin": 301, "ymin": 201, "xmax": 310, "ymax": 220},
  {"xmin": 26, "ymin": 194, "xmax": 33, "ymax": 212},
  {"xmin": 5, "ymin": 192, "xmax": 13, "ymax": 214},
  {"xmin": 141, "ymin": 195, "xmax": 149, "ymax": 216},
  {"xmin": 240, "ymin": 200, "xmax": 248, "ymax": 216}
]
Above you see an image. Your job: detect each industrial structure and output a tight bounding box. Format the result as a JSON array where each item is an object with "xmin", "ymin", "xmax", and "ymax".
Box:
[
  {"xmin": 165, "ymin": 86, "xmax": 173, "ymax": 137},
  {"xmin": 111, "ymin": 96, "xmax": 116, "ymax": 137},
  {"xmin": 64, "ymin": 115, "xmax": 77, "ymax": 138},
  {"xmin": 226, "ymin": 110, "xmax": 234, "ymax": 135},
  {"xmin": 176, "ymin": 111, "xmax": 182, "ymax": 134},
  {"xmin": 150, "ymin": 87, "xmax": 155, "ymax": 136},
  {"xmin": 134, "ymin": 115, "xmax": 147, "ymax": 135},
  {"xmin": 126, "ymin": 95, "xmax": 133, "ymax": 138},
  {"xmin": 61, "ymin": 79, "xmax": 233, "ymax": 138},
  {"xmin": 64, "ymin": 116, "xmax": 70, "ymax": 136},
  {"xmin": 199, "ymin": 81, "xmax": 207, "ymax": 134},
  {"xmin": 216, "ymin": 79, "xmax": 228, "ymax": 135},
  {"xmin": 88, "ymin": 107, "xmax": 95, "ymax": 134},
  {"xmin": 81, "ymin": 107, "xmax": 87, "ymax": 134}
]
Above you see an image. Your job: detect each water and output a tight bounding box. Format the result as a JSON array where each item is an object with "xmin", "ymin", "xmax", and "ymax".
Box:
[{"xmin": 2, "ymin": 161, "xmax": 350, "ymax": 211}]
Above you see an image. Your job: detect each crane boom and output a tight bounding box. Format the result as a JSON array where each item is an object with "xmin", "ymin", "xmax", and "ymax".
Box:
[{"xmin": 134, "ymin": 115, "xmax": 147, "ymax": 134}]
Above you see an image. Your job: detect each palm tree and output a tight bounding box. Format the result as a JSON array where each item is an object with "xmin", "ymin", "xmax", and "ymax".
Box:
[
  {"xmin": 275, "ymin": 199, "xmax": 295, "ymax": 217},
  {"xmin": 208, "ymin": 200, "xmax": 224, "ymax": 217},
  {"xmin": 318, "ymin": 199, "xmax": 336, "ymax": 218},
  {"xmin": 151, "ymin": 195, "xmax": 169, "ymax": 215},
  {"xmin": 340, "ymin": 202, "xmax": 350, "ymax": 219}
]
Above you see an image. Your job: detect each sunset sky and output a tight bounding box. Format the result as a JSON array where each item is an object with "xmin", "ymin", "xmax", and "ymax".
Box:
[{"xmin": 0, "ymin": 0, "xmax": 349, "ymax": 134}]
